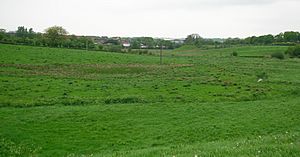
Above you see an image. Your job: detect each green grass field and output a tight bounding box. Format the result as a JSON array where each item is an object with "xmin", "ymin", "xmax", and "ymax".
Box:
[{"xmin": 0, "ymin": 44, "xmax": 299, "ymax": 156}]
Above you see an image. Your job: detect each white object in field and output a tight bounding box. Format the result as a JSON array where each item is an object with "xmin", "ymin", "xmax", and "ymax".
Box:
[
  {"xmin": 122, "ymin": 43, "xmax": 131, "ymax": 47},
  {"xmin": 257, "ymin": 79, "xmax": 263, "ymax": 82}
]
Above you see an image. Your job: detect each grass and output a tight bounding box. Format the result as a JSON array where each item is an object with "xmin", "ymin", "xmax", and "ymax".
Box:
[
  {"xmin": 170, "ymin": 45, "xmax": 288, "ymax": 57},
  {"xmin": 0, "ymin": 43, "xmax": 299, "ymax": 156}
]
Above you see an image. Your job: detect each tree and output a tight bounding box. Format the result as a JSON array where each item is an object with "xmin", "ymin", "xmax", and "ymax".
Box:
[
  {"xmin": 16, "ymin": 26, "xmax": 28, "ymax": 38},
  {"xmin": 275, "ymin": 33, "xmax": 284, "ymax": 42},
  {"xmin": 261, "ymin": 34, "xmax": 274, "ymax": 45},
  {"xmin": 283, "ymin": 31, "xmax": 300, "ymax": 42},
  {"xmin": 185, "ymin": 34, "xmax": 201, "ymax": 45},
  {"xmin": 184, "ymin": 34, "xmax": 215, "ymax": 48},
  {"xmin": 28, "ymin": 28, "xmax": 35, "ymax": 38},
  {"xmin": 44, "ymin": 26, "xmax": 68, "ymax": 47},
  {"xmin": 0, "ymin": 29, "xmax": 6, "ymax": 41}
]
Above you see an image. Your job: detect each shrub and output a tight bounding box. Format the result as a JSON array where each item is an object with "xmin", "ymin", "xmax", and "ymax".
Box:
[
  {"xmin": 95, "ymin": 44, "xmax": 103, "ymax": 51},
  {"xmin": 271, "ymin": 52, "xmax": 284, "ymax": 59},
  {"xmin": 232, "ymin": 51, "xmax": 238, "ymax": 56},
  {"xmin": 285, "ymin": 45, "xmax": 300, "ymax": 58},
  {"xmin": 104, "ymin": 96, "xmax": 144, "ymax": 104},
  {"xmin": 137, "ymin": 50, "xmax": 148, "ymax": 55},
  {"xmin": 138, "ymin": 50, "xmax": 147, "ymax": 55},
  {"xmin": 103, "ymin": 45, "xmax": 122, "ymax": 53}
]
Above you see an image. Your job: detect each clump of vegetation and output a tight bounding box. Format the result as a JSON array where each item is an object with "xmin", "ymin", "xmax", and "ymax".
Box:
[
  {"xmin": 103, "ymin": 45, "xmax": 123, "ymax": 53},
  {"xmin": 271, "ymin": 52, "xmax": 285, "ymax": 59},
  {"xmin": 256, "ymin": 72, "xmax": 268, "ymax": 80},
  {"xmin": 0, "ymin": 137, "xmax": 40, "ymax": 156},
  {"xmin": 232, "ymin": 51, "xmax": 238, "ymax": 56},
  {"xmin": 285, "ymin": 45, "xmax": 300, "ymax": 58},
  {"xmin": 137, "ymin": 50, "xmax": 149, "ymax": 55},
  {"xmin": 104, "ymin": 96, "xmax": 144, "ymax": 104}
]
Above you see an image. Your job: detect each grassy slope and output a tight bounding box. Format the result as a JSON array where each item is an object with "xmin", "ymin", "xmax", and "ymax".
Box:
[
  {"xmin": 0, "ymin": 44, "xmax": 299, "ymax": 156},
  {"xmin": 171, "ymin": 45, "xmax": 288, "ymax": 56},
  {"xmin": 0, "ymin": 44, "xmax": 181, "ymax": 65}
]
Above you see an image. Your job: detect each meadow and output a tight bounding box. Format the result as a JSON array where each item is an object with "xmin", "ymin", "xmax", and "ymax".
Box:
[{"xmin": 0, "ymin": 44, "xmax": 299, "ymax": 156}]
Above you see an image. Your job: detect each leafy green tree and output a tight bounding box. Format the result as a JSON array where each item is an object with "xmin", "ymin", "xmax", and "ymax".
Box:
[
  {"xmin": 184, "ymin": 34, "xmax": 216, "ymax": 48},
  {"xmin": 275, "ymin": 33, "xmax": 284, "ymax": 42},
  {"xmin": 131, "ymin": 40, "xmax": 140, "ymax": 49},
  {"xmin": 224, "ymin": 38, "xmax": 243, "ymax": 45},
  {"xmin": 185, "ymin": 34, "xmax": 201, "ymax": 45},
  {"xmin": 261, "ymin": 34, "xmax": 274, "ymax": 44},
  {"xmin": 0, "ymin": 29, "xmax": 6, "ymax": 41},
  {"xmin": 28, "ymin": 28, "xmax": 35, "ymax": 38},
  {"xmin": 283, "ymin": 31, "xmax": 300, "ymax": 42},
  {"xmin": 44, "ymin": 26, "xmax": 68, "ymax": 47},
  {"xmin": 16, "ymin": 26, "xmax": 28, "ymax": 38}
]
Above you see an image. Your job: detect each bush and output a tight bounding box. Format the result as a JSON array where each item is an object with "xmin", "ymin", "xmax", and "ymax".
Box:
[
  {"xmin": 271, "ymin": 52, "xmax": 284, "ymax": 59},
  {"xmin": 104, "ymin": 96, "xmax": 144, "ymax": 104},
  {"xmin": 138, "ymin": 50, "xmax": 148, "ymax": 55},
  {"xmin": 103, "ymin": 45, "xmax": 122, "ymax": 53},
  {"xmin": 232, "ymin": 51, "xmax": 238, "ymax": 56},
  {"xmin": 285, "ymin": 45, "xmax": 300, "ymax": 58}
]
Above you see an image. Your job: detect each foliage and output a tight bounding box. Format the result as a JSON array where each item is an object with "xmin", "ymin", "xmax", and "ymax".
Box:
[
  {"xmin": 0, "ymin": 26, "xmax": 99, "ymax": 50},
  {"xmin": 103, "ymin": 45, "xmax": 123, "ymax": 52},
  {"xmin": 184, "ymin": 31, "xmax": 300, "ymax": 48},
  {"xmin": 271, "ymin": 52, "xmax": 285, "ymax": 59},
  {"xmin": 174, "ymin": 45, "xmax": 198, "ymax": 51},
  {"xmin": 232, "ymin": 51, "xmax": 238, "ymax": 56},
  {"xmin": 0, "ymin": 26, "xmax": 182, "ymax": 51},
  {"xmin": 16, "ymin": 26, "xmax": 35, "ymax": 38},
  {"xmin": 184, "ymin": 33, "xmax": 215, "ymax": 47},
  {"xmin": 285, "ymin": 45, "xmax": 300, "ymax": 58},
  {"xmin": 283, "ymin": 31, "xmax": 300, "ymax": 42},
  {"xmin": 104, "ymin": 96, "xmax": 144, "ymax": 104},
  {"xmin": 44, "ymin": 26, "xmax": 68, "ymax": 47}
]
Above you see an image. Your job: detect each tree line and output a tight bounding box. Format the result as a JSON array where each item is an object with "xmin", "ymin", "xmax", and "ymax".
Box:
[
  {"xmin": 1, "ymin": 26, "xmax": 299, "ymax": 51},
  {"xmin": 0, "ymin": 26, "xmax": 182, "ymax": 51},
  {"xmin": 0, "ymin": 26, "xmax": 99, "ymax": 50},
  {"xmin": 184, "ymin": 32, "xmax": 300, "ymax": 48}
]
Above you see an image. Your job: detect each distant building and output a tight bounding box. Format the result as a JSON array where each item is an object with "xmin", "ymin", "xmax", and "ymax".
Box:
[{"xmin": 122, "ymin": 42, "xmax": 131, "ymax": 48}]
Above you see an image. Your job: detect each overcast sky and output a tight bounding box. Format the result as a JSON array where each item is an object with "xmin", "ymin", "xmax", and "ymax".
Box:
[{"xmin": 0, "ymin": 0, "xmax": 299, "ymax": 38}]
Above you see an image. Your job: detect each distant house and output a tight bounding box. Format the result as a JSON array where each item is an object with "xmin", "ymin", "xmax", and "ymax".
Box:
[{"xmin": 122, "ymin": 42, "xmax": 131, "ymax": 48}]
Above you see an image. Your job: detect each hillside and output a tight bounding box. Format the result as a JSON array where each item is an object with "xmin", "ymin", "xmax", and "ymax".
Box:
[{"xmin": 0, "ymin": 44, "xmax": 299, "ymax": 156}]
